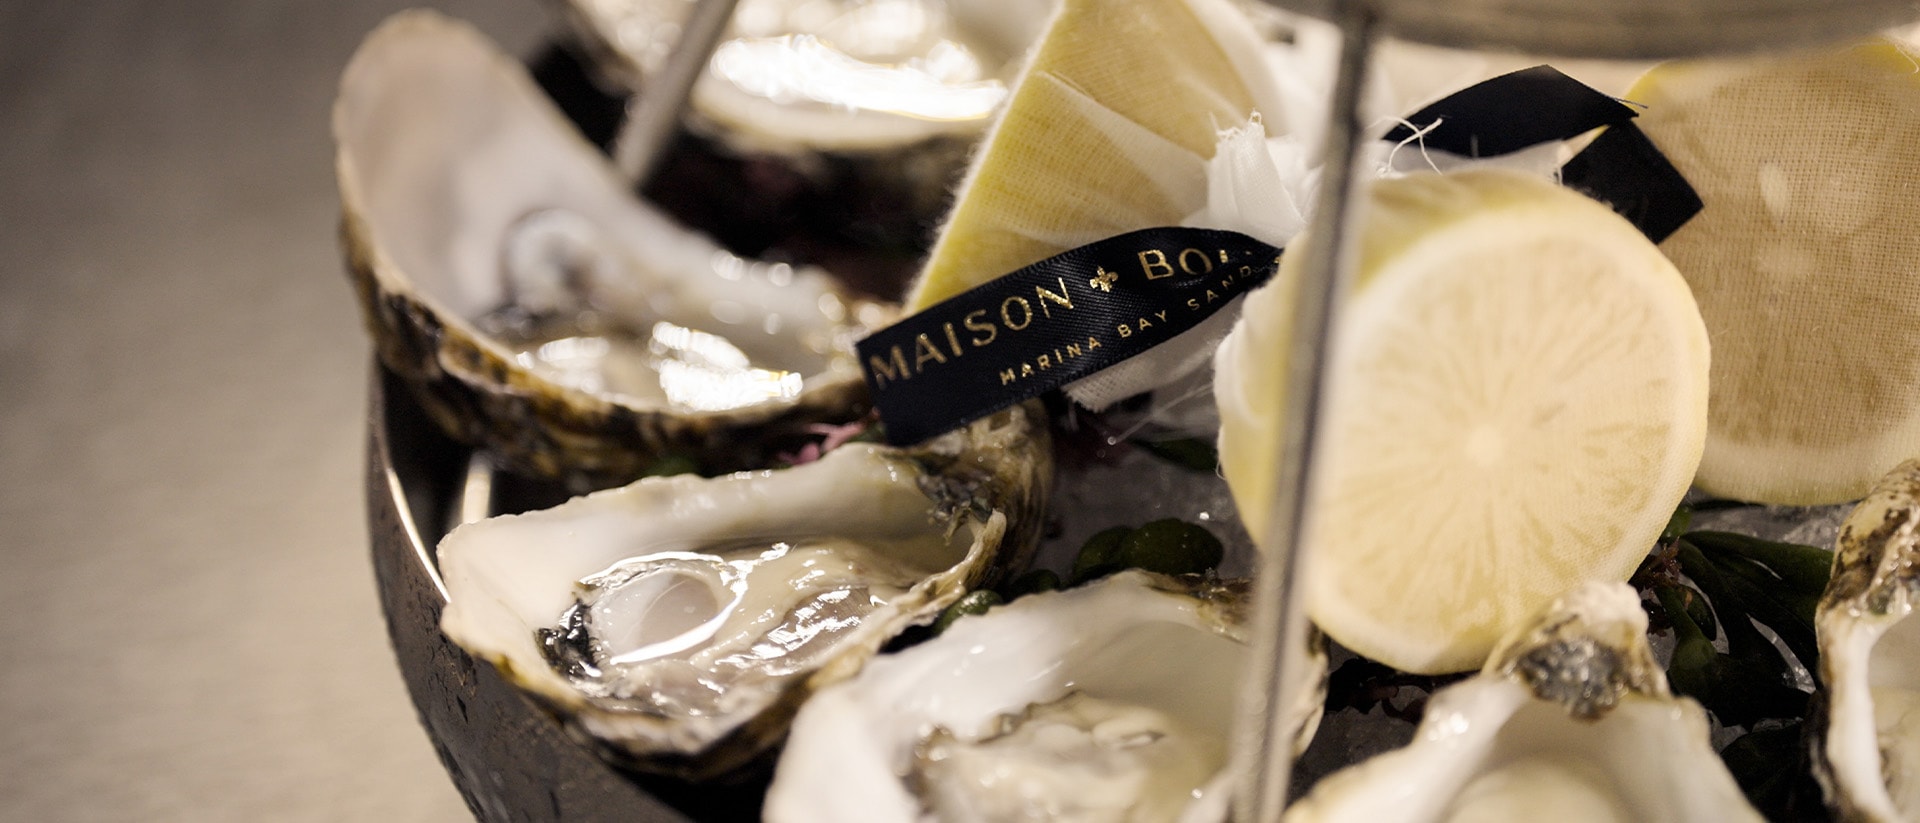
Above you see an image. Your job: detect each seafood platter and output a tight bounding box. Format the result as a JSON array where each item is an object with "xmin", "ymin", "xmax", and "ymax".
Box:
[{"xmin": 348, "ymin": 0, "xmax": 1920, "ymax": 819}]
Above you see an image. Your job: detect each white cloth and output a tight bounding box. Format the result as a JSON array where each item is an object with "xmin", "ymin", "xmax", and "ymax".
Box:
[{"xmin": 1063, "ymin": 117, "xmax": 1316, "ymax": 410}]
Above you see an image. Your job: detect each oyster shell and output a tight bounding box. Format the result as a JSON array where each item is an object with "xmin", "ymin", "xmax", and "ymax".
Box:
[
  {"xmin": 335, "ymin": 11, "xmax": 883, "ymax": 487},
  {"xmin": 765, "ymin": 570, "xmax": 1328, "ymax": 822},
  {"xmin": 558, "ymin": 0, "xmax": 1053, "ymax": 275},
  {"xmin": 1813, "ymin": 458, "xmax": 1920, "ymax": 822},
  {"xmin": 560, "ymin": 0, "xmax": 1049, "ymax": 153},
  {"xmin": 437, "ymin": 401, "xmax": 1050, "ymax": 780},
  {"xmin": 1285, "ymin": 582, "xmax": 1764, "ymax": 823}
]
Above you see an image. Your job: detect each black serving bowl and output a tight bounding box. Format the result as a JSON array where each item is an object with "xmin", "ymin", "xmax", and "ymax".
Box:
[{"xmin": 365, "ymin": 365, "xmax": 769, "ymax": 822}]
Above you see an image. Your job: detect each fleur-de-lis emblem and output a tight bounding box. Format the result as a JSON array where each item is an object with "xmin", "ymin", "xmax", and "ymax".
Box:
[{"xmin": 1090, "ymin": 266, "xmax": 1118, "ymax": 292}]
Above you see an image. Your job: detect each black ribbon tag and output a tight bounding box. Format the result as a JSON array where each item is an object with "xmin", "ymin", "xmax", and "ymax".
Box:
[
  {"xmin": 1559, "ymin": 122, "xmax": 1703, "ymax": 244},
  {"xmin": 858, "ymin": 228, "xmax": 1282, "ymax": 445},
  {"xmin": 1383, "ymin": 65, "xmax": 1638, "ymax": 157},
  {"xmin": 1382, "ymin": 64, "xmax": 1702, "ymax": 243}
]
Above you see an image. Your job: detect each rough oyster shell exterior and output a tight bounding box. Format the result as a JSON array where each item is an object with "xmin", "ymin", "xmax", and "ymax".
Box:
[
  {"xmin": 336, "ymin": 11, "xmax": 881, "ymax": 489},
  {"xmin": 436, "ymin": 401, "xmax": 1049, "ymax": 781},
  {"xmin": 1284, "ymin": 583, "xmax": 1764, "ymax": 823},
  {"xmin": 1812, "ymin": 458, "xmax": 1920, "ymax": 822}
]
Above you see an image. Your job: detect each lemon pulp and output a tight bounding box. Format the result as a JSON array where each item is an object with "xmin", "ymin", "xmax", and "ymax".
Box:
[
  {"xmin": 1217, "ymin": 170, "xmax": 1710, "ymax": 673},
  {"xmin": 1630, "ymin": 39, "xmax": 1920, "ymax": 504}
]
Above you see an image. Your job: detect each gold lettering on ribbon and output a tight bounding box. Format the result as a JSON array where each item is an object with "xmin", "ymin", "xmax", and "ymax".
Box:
[
  {"xmin": 869, "ymin": 346, "xmax": 910, "ymax": 388},
  {"xmin": 1178, "ymin": 248, "xmax": 1214, "ymax": 276},
  {"xmin": 913, "ymin": 334, "xmax": 949, "ymax": 370},
  {"xmin": 1001, "ymin": 296, "xmax": 1033, "ymax": 330},
  {"xmin": 963, "ymin": 310, "xmax": 996, "ymax": 347},
  {"xmin": 941, "ymin": 322, "xmax": 965, "ymax": 358},
  {"xmin": 1034, "ymin": 277, "xmax": 1074, "ymax": 318},
  {"xmin": 1138, "ymin": 249, "xmax": 1174, "ymax": 280}
]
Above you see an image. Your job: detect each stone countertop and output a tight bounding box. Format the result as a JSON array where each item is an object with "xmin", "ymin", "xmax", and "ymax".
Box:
[{"xmin": 0, "ymin": 2, "xmax": 548, "ymax": 819}]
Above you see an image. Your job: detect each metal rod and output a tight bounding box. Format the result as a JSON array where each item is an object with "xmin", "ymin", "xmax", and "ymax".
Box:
[
  {"xmin": 456, "ymin": 452, "xmax": 496, "ymax": 530},
  {"xmin": 612, "ymin": 0, "xmax": 743, "ymax": 186},
  {"xmin": 1229, "ymin": 4, "xmax": 1377, "ymax": 821}
]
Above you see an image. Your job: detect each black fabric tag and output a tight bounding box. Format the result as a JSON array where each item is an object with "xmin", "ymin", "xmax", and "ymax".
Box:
[
  {"xmin": 1559, "ymin": 122, "xmax": 1704, "ymax": 244},
  {"xmin": 1382, "ymin": 65, "xmax": 1639, "ymax": 157},
  {"xmin": 858, "ymin": 228, "xmax": 1281, "ymax": 445},
  {"xmin": 1379, "ymin": 65, "xmax": 1702, "ymax": 241}
]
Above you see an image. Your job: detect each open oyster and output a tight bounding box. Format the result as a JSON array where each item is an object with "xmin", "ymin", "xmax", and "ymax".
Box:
[
  {"xmin": 765, "ymin": 570, "xmax": 1328, "ymax": 822},
  {"xmin": 561, "ymin": 0, "xmax": 1050, "ymax": 153},
  {"xmin": 437, "ymin": 402, "xmax": 1050, "ymax": 780},
  {"xmin": 1813, "ymin": 458, "xmax": 1920, "ymax": 822},
  {"xmin": 335, "ymin": 11, "xmax": 882, "ymax": 487},
  {"xmin": 1285, "ymin": 582, "xmax": 1763, "ymax": 823}
]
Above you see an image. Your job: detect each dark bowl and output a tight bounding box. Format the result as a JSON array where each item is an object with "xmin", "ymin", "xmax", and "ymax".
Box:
[{"xmin": 365, "ymin": 365, "xmax": 767, "ymax": 822}]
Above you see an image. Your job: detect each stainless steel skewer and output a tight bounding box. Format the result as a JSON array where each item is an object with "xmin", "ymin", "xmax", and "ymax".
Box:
[
  {"xmin": 612, "ymin": 0, "xmax": 744, "ymax": 186},
  {"xmin": 1229, "ymin": 3, "xmax": 1377, "ymax": 820}
]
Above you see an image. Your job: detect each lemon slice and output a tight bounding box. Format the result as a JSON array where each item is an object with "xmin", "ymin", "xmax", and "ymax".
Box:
[
  {"xmin": 1216, "ymin": 170, "xmax": 1710, "ymax": 674},
  {"xmin": 1627, "ymin": 39, "xmax": 1920, "ymax": 505},
  {"xmin": 903, "ymin": 0, "xmax": 1275, "ymax": 311}
]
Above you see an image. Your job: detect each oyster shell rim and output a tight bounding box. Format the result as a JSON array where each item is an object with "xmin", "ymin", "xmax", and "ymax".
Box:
[
  {"xmin": 553, "ymin": 0, "xmax": 1045, "ymax": 154},
  {"xmin": 764, "ymin": 569, "xmax": 1328, "ymax": 823},
  {"xmin": 1812, "ymin": 458, "xmax": 1920, "ymax": 823},
  {"xmin": 334, "ymin": 9, "xmax": 881, "ymax": 488},
  {"xmin": 1282, "ymin": 582, "xmax": 1765, "ymax": 823},
  {"xmin": 434, "ymin": 401, "xmax": 1053, "ymax": 782}
]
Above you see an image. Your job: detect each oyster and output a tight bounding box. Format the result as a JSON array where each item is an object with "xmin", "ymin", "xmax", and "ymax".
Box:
[
  {"xmin": 1285, "ymin": 582, "xmax": 1764, "ymax": 823},
  {"xmin": 1813, "ymin": 458, "xmax": 1920, "ymax": 821},
  {"xmin": 558, "ymin": 0, "xmax": 1054, "ymax": 278},
  {"xmin": 335, "ymin": 11, "xmax": 883, "ymax": 487},
  {"xmin": 765, "ymin": 570, "xmax": 1328, "ymax": 822},
  {"xmin": 436, "ymin": 402, "xmax": 1050, "ymax": 780},
  {"xmin": 561, "ymin": 0, "xmax": 1050, "ymax": 153}
]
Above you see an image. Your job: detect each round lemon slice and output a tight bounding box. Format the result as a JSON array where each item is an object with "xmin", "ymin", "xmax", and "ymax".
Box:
[
  {"xmin": 903, "ymin": 0, "xmax": 1276, "ymax": 311},
  {"xmin": 1629, "ymin": 39, "xmax": 1920, "ymax": 505},
  {"xmin": 1216, "ymin": 170, "xmax": 1710, "ymax": 674}
]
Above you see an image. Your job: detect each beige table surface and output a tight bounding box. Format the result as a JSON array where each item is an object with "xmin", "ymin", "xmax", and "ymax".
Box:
[{"xmin": 0, "ymin": 2, "xmax": 556, "ymax": 819}]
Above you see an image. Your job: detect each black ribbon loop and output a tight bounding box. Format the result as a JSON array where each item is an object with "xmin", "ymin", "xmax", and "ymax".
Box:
[
  {"xmin": 1385, "ymin": 65, "xmax": 1640, "ymax": 157},
  {"xmin": 1386, "ymin": 64, "xmax": 1701, "ymax": 243}
]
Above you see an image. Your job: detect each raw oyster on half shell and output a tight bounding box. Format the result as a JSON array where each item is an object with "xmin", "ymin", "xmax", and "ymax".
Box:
[
  {"xmin": 560, "ymin": 0, "xmax": 1051, "ymax": 154},
  {"xmin": 765, "ymin": 570, "xmax": 1327, "ymax": 822},
  {"xmin": 1285, "ymin": 582, "xmax": 1764, "ymax": 823},
  {"xmin": 1813, "ymin": 458, "xmax": 1920, "ymax": 822},
  {"xmin": 437, "ymin": 402, "xmax": 1050, "ymax": 780},
  {"xmin": 335, "ymin": 11, "xmax": 884, "ymax": 488},
  {"xmin": 556, "ymin": 0, "xmax": 1054, "ymax": 279}
]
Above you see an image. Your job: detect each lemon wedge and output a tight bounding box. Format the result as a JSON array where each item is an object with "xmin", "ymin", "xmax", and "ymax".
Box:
[
  {"xmin": 903, "ymin": 0, "xmax": 1276, "ymax": 311},
  {"xmin": 1216, "ymin": 170, "xmax": 1710, "ymax": 674},
  {"xmin": 1628, "ymin": 39, "xmax": 1920, "ymax": 505}
]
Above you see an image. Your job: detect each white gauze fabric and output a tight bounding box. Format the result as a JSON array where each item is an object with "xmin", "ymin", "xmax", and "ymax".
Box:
[{"xmin": 1064, "ymin": 117, "xmax": 1317, "ymax": 410}]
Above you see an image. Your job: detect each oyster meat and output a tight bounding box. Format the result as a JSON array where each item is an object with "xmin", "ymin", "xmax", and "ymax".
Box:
[
  {"xmin": 765, "ymin": 570, "xmax": 1327, "ymax": 822},
  {"xmin": 1284, "ymin": 582, "xmax": 1764, "ymax": 823},
  {"xmin": 436, "ymin": 403, "xmax": 1050, "ymax": 780},
  {"xmin": 335, "ymin": 11, "xmax": 883, "ymax": 487},
  {"xmin": 1814, "ymin": 458, "xmax": 1920, "ymax": 822}
]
